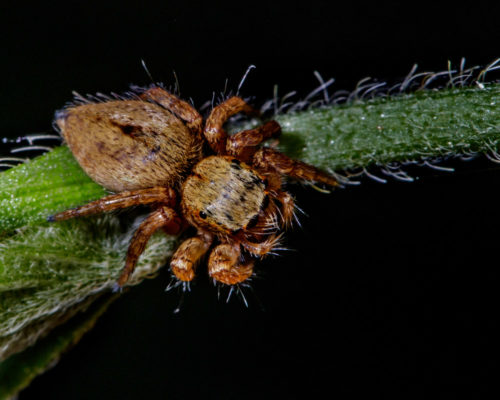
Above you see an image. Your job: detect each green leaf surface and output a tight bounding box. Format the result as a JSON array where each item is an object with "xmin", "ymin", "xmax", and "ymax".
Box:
[
  {"xmin": 0, "ymin": 293, "xmax": 118, "ymax": 399},
  {"xmin": 0, "ymin": 146, "xmax": 106, "ymax": 233},
  {"xmin": 0, "ymin": 215, "xmax": 176, "ymax": 358}
]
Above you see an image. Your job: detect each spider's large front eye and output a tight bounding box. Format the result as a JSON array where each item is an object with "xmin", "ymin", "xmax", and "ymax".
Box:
[{"xmin": 199, "ymin": 211, "xmax": 207, "ymax": 219}]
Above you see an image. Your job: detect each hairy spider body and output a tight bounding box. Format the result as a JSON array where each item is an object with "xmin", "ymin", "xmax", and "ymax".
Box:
[
  {"xmin": 181, "ymin": 156, "xmax": 268, "ymax": 234},
  {"xmin": 50, "ymin": 86, "xmax": 338, "ymax": 287},
  {"xmin": 56, "ymin": 100, "xmax": 202, "ymax": 192}
]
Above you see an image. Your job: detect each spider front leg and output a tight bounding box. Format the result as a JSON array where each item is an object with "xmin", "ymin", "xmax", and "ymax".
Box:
[
  {"xmin": 48, "ymin": 187, "xmax": 176, "ymax": 221},
  {"xmin": 238, "ymin": 233, "xmax": 283, "ymax": 257},
  {"xmin": 117, "ymin": 206, "xmax": 183, "ymax": 287},
  {"xmin": 253, "ymin": 147, "xmax": 338, "ymax": 187},
  {"xmin": 170, "ymin": 231, "xmax": 214, "ymax": 282},
  {"xmin": 226, "ymin": 120, "xmax": 281, "ymax": 163},
  {"xmin": 273, "ymin": 190, "xmax": 297, "ymax": 227},
  {"xmin": 140, "ymin": 86, "xmax": 203, "ymax": 136},
  {"xmin": 208, "ymin": 242, "xmax": 255, "ymax": 285},
  {"xmin": 204, "ymin": 96, "xmax": 258, "ymax": 154}
]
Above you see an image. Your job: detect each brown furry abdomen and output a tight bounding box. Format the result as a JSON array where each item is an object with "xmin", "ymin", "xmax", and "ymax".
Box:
[{"xmin": 56, "ymin": 100, "xmax": 202, "ymax": 192}]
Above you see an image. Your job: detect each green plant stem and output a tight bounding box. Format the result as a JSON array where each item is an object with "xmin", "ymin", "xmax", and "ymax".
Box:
[{"xmin": 271, "ymin": 85, "xmax": 499, "ymax": 171}]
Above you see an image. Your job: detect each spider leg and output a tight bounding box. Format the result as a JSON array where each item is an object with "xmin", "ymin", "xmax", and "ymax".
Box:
[
  {"xmin": 238, "ymin": 233, "xmax": 283, "ymax": 257},
  {"xmin": 253, "ymin": 168, "xmax": 296, "ymax": 228},
  {"xmin": 140, "ymin": 86, "xmax": 203, "ymax": 136},
  {"xmin": 208, "ymin": 242, "xmax": 254, "ymax": 285},
  {"xmin": 204, "ymin": 96, "xmax": 258, "ymax": 154},
  {"xmin": 252, "ymin": 199, "xmax": 280, "ymax": 236},
  {"xmin": 253, "ymin": 147, "xmax": 338, "ymax": 187},
  {"xmin": 117, "ymin": 206, "xmax": 182, "ymax": 287},
  {"xmin": 226, "ymin": 120, "xmax": 281, "ymax": 163},
  {"xmin": 48, "ymin": 187, "xmax": 176, "ymax": 221},
  {"xmin": 170, "ymin": 231, "xmax": 214, "ymax": 282},
  {"xmin": 273, "ymin": 190, "xmax": 296, "ymax": 227}
]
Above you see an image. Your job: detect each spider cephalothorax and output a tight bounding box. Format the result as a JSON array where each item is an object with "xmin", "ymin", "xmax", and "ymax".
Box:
[{"xmin": 50, "ymin": 86, "xmax": 338, "ymax": 287}]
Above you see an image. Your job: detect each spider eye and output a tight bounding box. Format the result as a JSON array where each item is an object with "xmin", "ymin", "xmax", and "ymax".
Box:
[{"xmin": 199, "ymin": 211, "xmax": 207, "ymax": 219}]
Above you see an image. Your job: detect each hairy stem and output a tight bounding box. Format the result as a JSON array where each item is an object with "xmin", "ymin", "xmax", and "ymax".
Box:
[{"xmin": 272, "ymin": 85, "xmax": 499, "ymax": 171}]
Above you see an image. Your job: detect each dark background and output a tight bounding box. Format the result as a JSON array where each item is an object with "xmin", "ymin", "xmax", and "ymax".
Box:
[{"xmin": 1, "ymin": 0, "xmax": 498, "ymax": 398}]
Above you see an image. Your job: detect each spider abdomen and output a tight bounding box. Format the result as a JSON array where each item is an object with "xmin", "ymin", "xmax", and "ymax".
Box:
[
  {"xmin": 55, "ymin": 100, "xmax": 202, "ymax": 192},
  {"xmin": 181, "ymin": 156, "xmax": 267, "ymax": 234}
]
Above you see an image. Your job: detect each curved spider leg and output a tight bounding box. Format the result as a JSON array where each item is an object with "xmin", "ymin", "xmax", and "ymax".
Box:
[
  {"xmin": 272, "ymin": 190, "xmax": 296, "ymax": 227},
  {"xmin": 237, "ymin": 232, "xmax": 284, "ymax": 257},
  {"xmin": 204, "ymin": 96, "xmax": 259, "ymax": 154},
  {"xmin": 208, "ymin": 242, "xmax": 255, "ymax": 285},
  {"xmin": 252, "ymin": 167, "xmax": 296, "ymax": 228},
  {"xmin": 117, "ymin": 206, "xmax": 183, "ymax": 287},
  {"xmin": 140, "ymin": 86, "xmax": 203, "ymax": 136},
  {"xmin": 226, "ymin": 120, "xmax": 281, "ymax": 163},
  {"xmin": 244, "ymin": 197, "xmax": 281, "ymax": 238},
  {"xmin": 253, "ymin": 147, "xmax": 339, "ymax": 187},
  {"xmin": 48, "ymin": 187, "xmax": 176, "ymax": 222},
  {"xmin": 170, "ymin": 231, "xmax": 214, "ymax": 282}
]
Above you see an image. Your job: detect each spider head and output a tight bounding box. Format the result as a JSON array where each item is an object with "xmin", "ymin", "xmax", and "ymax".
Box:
[{"xmin": 181, "ymin": 155, "xmax": 274, "ymax": 239}]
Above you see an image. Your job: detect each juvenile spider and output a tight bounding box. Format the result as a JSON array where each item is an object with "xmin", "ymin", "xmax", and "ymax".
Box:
[{"xmin": 49, "ymin": 86, "xmax": 338, "ymax": 287}]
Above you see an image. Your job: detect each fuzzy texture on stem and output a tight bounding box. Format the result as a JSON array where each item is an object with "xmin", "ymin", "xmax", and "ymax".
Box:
[{"xmin": 274, "ymin": 85, "xmax": 499, "ymax": 171}]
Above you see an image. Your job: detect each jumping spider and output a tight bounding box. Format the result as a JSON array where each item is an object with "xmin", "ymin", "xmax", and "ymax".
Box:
[{"xmin": 50, "ymin": 86, "xmax": 338, "ymax": 287}]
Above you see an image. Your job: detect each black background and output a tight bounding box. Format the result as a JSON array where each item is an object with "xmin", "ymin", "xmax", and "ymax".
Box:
[{"xmin": 1, "ymin": 1, "xmax": 498, "ymax": 398}]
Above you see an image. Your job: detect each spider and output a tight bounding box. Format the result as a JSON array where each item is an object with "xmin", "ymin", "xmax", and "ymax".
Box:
[{"xmin": 49, "ymin": 86, "xmax": 338, "ymax": 287}]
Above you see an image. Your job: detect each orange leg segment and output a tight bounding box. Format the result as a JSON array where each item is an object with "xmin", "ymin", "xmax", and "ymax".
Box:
[
  {"xmin": 117, "ymin": 206, "xmax": 182, "ymax": 287},
  {"xmin": 170, "ymin": 231, "xmax": 214, "ymax": 282},
  {"xmin": 48, "ymin": 187, "xmax": 177, "ymax": 222},
  {"xmin": 273, "ymin": 190, "xmax": 296, "ymax": 227},
  {"xmin": 238, "ymin": 233, "xmax": 283, "ymax": 257},
  {"xmin": 208, "ymin": 243, "xmax": 254, "ymax": 285},
  {"xmin": 204, "ymin": 96, "xmax": 258, "ymax": 154},
  {"xmin": 253, "ymin": 147, "xmax": 338, "ymax": 187},
  {"xmin": 226, "ymin": 120, "xmax": 281, "ymax": 162}
]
